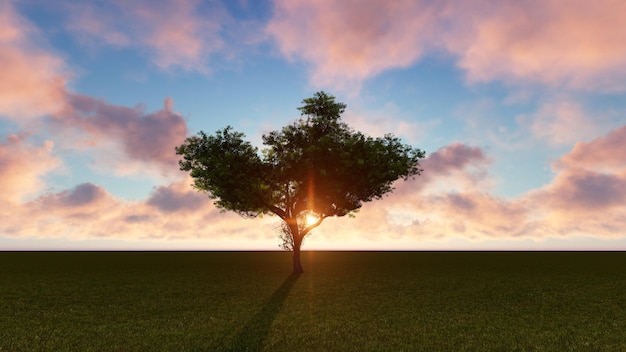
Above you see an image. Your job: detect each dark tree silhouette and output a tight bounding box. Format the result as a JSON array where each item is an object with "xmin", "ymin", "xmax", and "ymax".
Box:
[{"xmin": 176, "ymin": 92, "xmax": 425, "ymax": 272}]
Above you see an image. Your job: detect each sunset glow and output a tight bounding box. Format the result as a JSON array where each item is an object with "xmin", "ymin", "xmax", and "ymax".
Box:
[
  {"xmin": 1, "ymin": 0, "xmax": 625, "ymax": 250},
  {"xmin": 305, "ymin": 213, "xmax": 320, "ymax": 228}
]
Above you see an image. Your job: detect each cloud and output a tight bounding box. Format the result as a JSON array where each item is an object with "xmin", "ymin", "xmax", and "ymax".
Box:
[
  {"xmin": 538, "ymin": 169, "xmax": 626, "ymax": 211},
  {"xmin": 522, "ymin": 124, "xmax": 626, "ymax": 238},
  {"xmin": 411, "ymin": 142, "xmax": 492, "ymax": 194},
  {"xmin": 558, "ymin": 125, "xmax": 626, "ymax": 172},
  {"xmin": 526, "ymin": 168, "xmax": 626, "ymax": 239},
  {"xmin": 394, "ymin": 143, "xmax": 505, "ymax": 221},
  {"xmin": 0, "ymin": 1, "xmax": 68, "ymax": 120},
  {"xmin": 65, "ymin": 2, "xmax": 130, "ymax": 47},
  {"xmin": 65, "ymin": 0, "xmax": 227, "ymax": 72},
  {"xmin": 0, "ymin": 133, "xmax": 61, "ymax": 204},
  {"xmin": 442, "ymin": 0, "xmax": 626, "ymax": 91},
  {"xmin": 370, "ymin": 144, "xmax": 494, "ymax": 227},
  {"xmin": 429, "ymin": 191, "xmax": 530, "ymax": 237},
  {"xmin": 415, "ymin": 130, "xmax": 626, "ymax": 240},
  {"xmin": 343, "ymin": 103, "xmax": 439, "ymax": 144},
  {"xmin": 147, "ymin": 180, "xmax": 209, "ymax": 213},
  {"xmin": 266, "ymin": 0, "xmax": 437, "ymax": 90},
  {"xmin": 422, "ymin": 142, "xmax": 488, "ymax": 177},
  {"xmin": 267, "ymin": 0, "xmax": 626, "ymax": 92},
  {"xmin": 534, "ymin": 124, "xmax": 626, "ymax": 213},
  {"xmin": 53, "ymin": 95, "xmax": 188, "ymax": 177},
  {"xmin": 35, "ymin": 183, "xmax": 115, "ymax": 223},
  {"xmin": 372, "ymin": 130, "xmax": 626, "ymax": 242},
  {"xmin": 41, "ymin": 183, "xmax": 110, "ymax": 208},
  {"xmin": 528, "ymin": 101, "xmax": 603, "ymax": 146},
  {"xmin": 0, "ymin": 178, "xmax": 278, "ymax": 244}
]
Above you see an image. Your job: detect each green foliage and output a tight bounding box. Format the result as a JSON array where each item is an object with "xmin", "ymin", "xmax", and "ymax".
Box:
[
  {"xmin": 262, "ymin": 93, "xmax": 424, "ymax": 219},
  {"xmin": 176, "ymin": 127, "xmax": 269, "ymax": 218},
  {"xmin": 176, "ymin": 92, "xmax": 425, "ymax": 256}
]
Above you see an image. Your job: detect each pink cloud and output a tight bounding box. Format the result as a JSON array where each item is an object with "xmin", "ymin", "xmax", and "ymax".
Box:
[
  {"xmin": 443, "ymin": 0, "xmax": 626, "ymax": 91},
  {"xmin": 65, "ymin": 0, "xmax": 226, "ymax": 72},
  {"xmin": 1, "ymin": 179, "xmax": 277, "ymax": 244},
  {"xmin": 430, "ymin": 191, "xmax": 530, "ymax": 237},
  {"xmin": 422, "ymin": 142, "xmax": 488, "ymax": 176},
  {"xmin": 343, "ymin": 105, "xmax": 439, "ymax": 144},
  {"xmin": 267, "ymin": 0, "xmax": 626, "ymax": 91},
  {"xmin": 135, "ymin": 0, "xmax": 225, "ymax": 71},
  {"xmin": 266, "ymin": 0, "xmax": 437, "ymax": 90},
  {"xmin": 528, "ymin": 101, "xmax": 604, "ymax": 146},
  {"xmin": 408, "ymin": 142, "xmax": 492, "ymax": 194},
  {"xmin": 41, "ymin": 183, "xmax": 110, "ymax": 208},
  {"xmin": 397, "ymin": 145, "xmax": 520, "ymax": 236},
  {"xmin": 54, "ymin": 94, "xmax": 188, "ymax": 176},
  {"xmin": 0, "ymin": 133, "xmax": 61, "ymax": 204},
  {"xmin": 365, "ymin": 143, "xmax": 493, "ymax": 234},
  {"xmin": 0, "ymin": 2, "xmax": 68, "ymax": 119},
  {"xmin": 558, "ymin": 125, "xmax": 626, "ymax": 172},
  {"xmin": 539, "ymin": 169, "xmax": 626, "ymax": 212},
  {"xmin": 523, "ymin": 125, "xmax": 626, "ymax": 237},
  {"xmin": 36, "ymin": 183, "xmax": 115, "ymax": 222},
  {"xmin": 147, "ymin": 180, "xmax": 209, "ymax": 213},
  {"xmin": 525, "ymin": 169, "xmax": 626, "ymax": 239},
  {"xmin": 65, "ymin": 3, "xmax": 130, "ymax": 47}
]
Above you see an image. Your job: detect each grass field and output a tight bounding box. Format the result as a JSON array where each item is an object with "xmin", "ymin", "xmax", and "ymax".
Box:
[{"xmin": 1, "ymin": 251, "xmax": 625, "ymax": 351}]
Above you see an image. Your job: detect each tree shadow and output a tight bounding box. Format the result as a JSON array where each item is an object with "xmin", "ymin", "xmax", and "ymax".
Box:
[{"xmin": 229, "ymin": 272, "xmax": 301, "ymax": 351}]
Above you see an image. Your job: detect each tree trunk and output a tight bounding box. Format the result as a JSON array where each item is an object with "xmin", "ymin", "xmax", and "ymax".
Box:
[{"xmin": 292, "ymin": 239, "xmax": 304, "ymax": 273}]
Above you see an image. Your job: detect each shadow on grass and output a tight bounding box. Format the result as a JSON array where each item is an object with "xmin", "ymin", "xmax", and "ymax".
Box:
[{"xmin": 229, "ymin": 272, "xmax": 301, "ymax": 351}]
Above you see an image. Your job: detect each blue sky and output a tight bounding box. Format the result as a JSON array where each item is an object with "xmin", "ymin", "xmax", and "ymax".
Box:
[{"xmin": 1, "ymin": 0, "xmax": 626, "ymax": 250}]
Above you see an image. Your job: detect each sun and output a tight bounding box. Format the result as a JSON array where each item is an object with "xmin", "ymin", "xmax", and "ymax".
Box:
[{"xmin": 305, "ymin": 213, "xmax": 319, "ymax": 227}]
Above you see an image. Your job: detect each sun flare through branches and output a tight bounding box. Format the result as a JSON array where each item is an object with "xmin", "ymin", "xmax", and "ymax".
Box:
[{"xmin": 305, "ymin": 212, "xmax": 319, "ymax": 227}]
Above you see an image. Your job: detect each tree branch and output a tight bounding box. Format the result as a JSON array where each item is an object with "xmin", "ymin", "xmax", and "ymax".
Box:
[
  {"xmin": 268, "ymin": 205, "xmax": 288, "ymax": 221},
  {"xmin": 301, "ymin": 215, "xmax": 327, "ymax": 237}
]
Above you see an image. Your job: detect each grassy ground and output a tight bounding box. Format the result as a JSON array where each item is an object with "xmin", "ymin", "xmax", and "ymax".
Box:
[{"xmin": 1, "ymin": 251, "xmax": 625, "ymax": 351}]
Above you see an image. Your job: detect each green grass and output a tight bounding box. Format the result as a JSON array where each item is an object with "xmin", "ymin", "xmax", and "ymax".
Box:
[{"xmin": 1, "ymin": 251, "xmax": 626, "ymax": 351}]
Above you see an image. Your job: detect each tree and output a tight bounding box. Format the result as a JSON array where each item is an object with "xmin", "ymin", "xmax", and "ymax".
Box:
[{"xmin": 176, "ymin": 92, "xmax": 425, "ymax": 273}]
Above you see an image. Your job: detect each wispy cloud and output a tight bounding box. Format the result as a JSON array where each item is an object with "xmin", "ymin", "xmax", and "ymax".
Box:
[
  {"xmin": 529, "ymin": 125, "xmax": 626, "ymax": 228},
  {"xmin": 538, "ymin": 168, "xmax": 626, "ymax": 212},
  {"xmin": 147, "ymin": 180, "xmax": 208, "ymax": 213},
  {"xmin": 558, "ymin": 125, "xmax": 626, "ymax": 172},
  {"xmin": 442, "ymin": 0, "xmax": 626, "ymax": 91},
  {"xmin": 0, "ymin": 133, "xmax": 61, "ymax": 204},
  {"xmin": 527, "ymin": 100, "xmax": 605, "ymax": 146},
  {"xmin": 267, "ymin": 0, "xmax": 626, "ymax": 92},
  {"xmin": 37, "ymin": 183, "xmax": 114, "ymax": 219},
  {"xmin": 266, "ymin": 0, "xmax": 437, "ymax": 91},
  {"xmin": 343, "ymin": 103, "xmax": 438, "ymax": 144},
  {"xmin": 65, "ymin": 0, "xmax": 228, "ymax": 73},
  {"xmin": 1, "ymin": 178, "xmax": 277, "ymax": 244},
  {"xmin": 0, "ymin": 1, "xmax": 67, "ymax": 120},
  {"xmin": 53, "ymin": 95, "xmax": 188, "ymax": 178}
]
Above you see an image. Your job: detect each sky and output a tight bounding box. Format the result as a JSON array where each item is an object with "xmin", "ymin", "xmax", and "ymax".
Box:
[{"xmin": 1, "ymin": 0, "xmax": 626, "ymax": 251}]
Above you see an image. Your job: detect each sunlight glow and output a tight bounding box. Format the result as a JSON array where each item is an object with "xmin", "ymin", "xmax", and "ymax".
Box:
[{"xmin": 305, "ymin": 213, "xmax": 319, "ymax": 227}]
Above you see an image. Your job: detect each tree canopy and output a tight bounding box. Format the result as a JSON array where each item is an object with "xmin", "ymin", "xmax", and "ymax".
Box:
[{"xmin": 176, "ymin": 91, "xmax": 425, "ymax": 272}]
